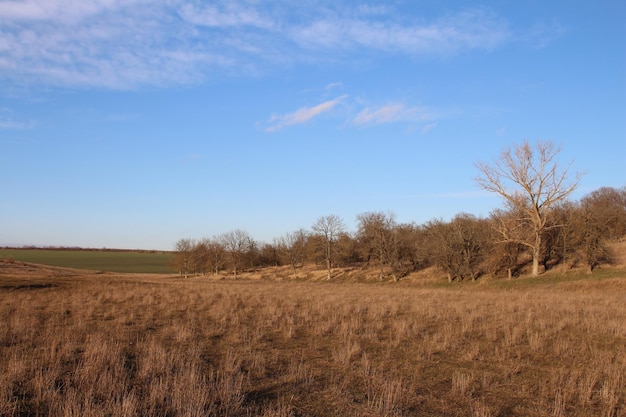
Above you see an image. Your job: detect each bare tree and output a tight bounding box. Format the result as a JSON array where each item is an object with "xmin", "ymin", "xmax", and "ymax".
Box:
[
  {"xmin": 424, "ymin": 219, "xmax": 459, "ymax": 282},
  {"xmin": 487, "ymin": 208, "xmax": 526, "ymax": 279},
  {"xmin": 424, "ymin": 214, "xmax": 487, "ymax": 282},
  {"xmin": 275, "ymin": 229, "xmax": 308, "ymax": 279},
  {"xmin": 394, "ymin": 222, "xmax": 430, "ymax": 273},
  {"xmin": 174, "ymin": 238, "xmax": 194, "ymax": 278},
  {"xmin": 451, "ymin": 213, "xmax": 488, "ymax": 281},
  {"xmin": 335, "ymin": 231, "xmax": 360, "ymax": 266},
  {"xmin": 202, "ymin": 237, "xmax": 227, "ymax": 276},
  {"xmin": 219, "ymin": 229, "xmax": 254, "ymax": 279},
  {"xmin": 475, "ymin": 140, "xmax": 583, "ymax": 276},
  {"xmin": 356, "ymin": 211, "xmax": 399, "ymax": 281},
  {"xmin": 581, "ymin": 186, "xmax": 626, "ymax": 241},
  {"xmin": 191, "ymin": 240, "xmax": 209, "ymax": 276},
  {"xmin": 312, "ymin": 215, "xmax": 344, "ymax": 280}
]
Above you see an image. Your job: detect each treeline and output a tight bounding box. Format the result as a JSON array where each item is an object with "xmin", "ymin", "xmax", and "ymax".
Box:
[
  {"xmin": 1, "ymin": 246, "xmax": 163, "ymax": 253},
  {"xmin": 174, "ymin": 185, "xmax": 626, "ymax": 281}
]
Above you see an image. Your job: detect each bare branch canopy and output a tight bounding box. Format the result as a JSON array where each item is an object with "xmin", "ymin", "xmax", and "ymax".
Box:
[{"xmin": 475, "ymin": 140, "xmax": 584, "ymax": 276}]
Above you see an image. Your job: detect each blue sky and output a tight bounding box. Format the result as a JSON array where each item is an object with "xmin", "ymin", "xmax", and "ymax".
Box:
[{"xmin": 1, "ymin": 0, "xmax": 624, "ymax": 250}]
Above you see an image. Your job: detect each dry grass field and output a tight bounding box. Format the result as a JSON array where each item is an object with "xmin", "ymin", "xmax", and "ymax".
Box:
[{"xmin": 1, "ymin": 259, "xmax": 625, "ymax": 416}]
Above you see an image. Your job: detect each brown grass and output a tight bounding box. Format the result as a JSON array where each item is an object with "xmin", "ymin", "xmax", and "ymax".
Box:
[{"xmin": 1, "ymin": 260, "xmax": 625, "ymax": 416}]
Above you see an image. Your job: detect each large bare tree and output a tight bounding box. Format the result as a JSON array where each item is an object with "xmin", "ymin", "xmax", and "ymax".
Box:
[
  {"xmin": 476, "ymin": 140, "xmax": 583, "ymax": 276},
  {"xmin": 312, "ymin": 215, "xmax": 344, "ymax": 280}
]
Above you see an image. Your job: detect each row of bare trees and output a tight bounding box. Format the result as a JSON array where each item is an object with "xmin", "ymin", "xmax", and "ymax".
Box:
[
  {"xmin": 174, "ymin": 185, "xmax": 625, "ymax": 280},
  {"xmin": 174, "ymin": 230, "xmax": 254, "ymax": 279},
  {"xmin": 175, "ymin": 141, "xmax": 626, "ymax": 280}
]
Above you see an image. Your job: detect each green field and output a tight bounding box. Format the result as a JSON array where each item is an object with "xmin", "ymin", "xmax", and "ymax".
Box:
[{"xmin": 0, "ymin": 249, "xmax": 176, "ymax": 273}]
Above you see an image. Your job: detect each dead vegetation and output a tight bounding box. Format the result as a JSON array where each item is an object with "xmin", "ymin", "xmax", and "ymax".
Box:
[{"xmin": 0, "ymin": 260, "xmax": 625, "ymax": 416}]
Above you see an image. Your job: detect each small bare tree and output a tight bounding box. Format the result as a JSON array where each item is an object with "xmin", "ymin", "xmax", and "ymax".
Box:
[
  {"xmin": 488, "ymin": 208, "xmax": 526, "ymax": 279},
  {"xmin": 275, "ymin": 229, "xmax": 308, "ymax": 279},
  {"xmin": 424, "ymin": 214, "xmax": 486, "ymax": 282},
  {"xmin": 220, "ymin": 229, "xmax": 254, "ymax": 279},
  {"xmin": 191, "ymin": 240, "xmax": 209, "ymax": 276},
  {"xmin": 202, "ymin": 237, "xmax": 227, "ymax": 276},
  {"xmin": 312, "ymin": 215, "xmax": 344, "ymax": 280},
  {"xmin": 174, "ymin": 238, "xmax": 194, "ymax": 278},
  {"xmin": 356, "ymin": 211, "xmax": 399, "ymax": 281},
  {"xmin": 476, "ymin": 140, "xmax": 583, "ymax": 276}
]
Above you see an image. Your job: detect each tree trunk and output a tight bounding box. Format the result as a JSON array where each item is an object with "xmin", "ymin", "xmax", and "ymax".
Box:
[
  {"xmin": 531, "ymin": 255, "xmax": 540, "ymax": 276},
  {"xmin": 531, "ymin": 233, "xmax": 542, "ymax": 276},
  {"xmin": 326, "ymin": 258, "xmax": 331, "ymax": 280},
  {"xmin": 325, "ymin": 241, "xmax": 332, "ymax": 280}
]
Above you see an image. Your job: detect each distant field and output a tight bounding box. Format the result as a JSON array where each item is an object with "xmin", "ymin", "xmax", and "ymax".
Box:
[{"xmin": 0, "ymin": 249, "xmax": 176, "ymax": 273}]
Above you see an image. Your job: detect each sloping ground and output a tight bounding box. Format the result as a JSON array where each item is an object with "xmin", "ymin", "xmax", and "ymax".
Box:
[
  {"xmin": 0, "ymin": 258, "xmax": 86, "ymax": 277},
  {"xmin": 0, "ymin": 259, "xmax": 173, "ymax": 289},
  {"xmin": 2, "ymin": 238, "xmax": 625, "ymax": 286}
]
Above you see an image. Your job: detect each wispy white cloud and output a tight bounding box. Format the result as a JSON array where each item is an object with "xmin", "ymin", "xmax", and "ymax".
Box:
[
  {"xmin": 352, "ymin": 103, "xmax": 434, "ymax": 126},
  {"xmin": 0, "ymin": 0, "xmax": 139, "ymax": 22},
  {"xmin": 291, "ymin": 8, "xmax": 510, "ymax": 55},
  {"xmin": 265, "ymin": 95, "xmax": 443, "ymax": 133},
  {"xmin": 266, "ymin": 95, "xmax": 346, "ymax": 132},
  {"xmin": 0, "ymin": 0, "xmax": 234, "ymax": 89},
  {"xmin": 0, "ymin": 109, "xmax": 35, "ymax": 129},
  {"xmin": 0, "ymin": 119, "xmax": 33, "ymax": 129},
  {"xmin": 325, "ymin": 82, "xmax": 344, "ymax": 91},
  {"xmin": 0, "ymin": 1, "xmax": 518, "ymax": 90},
  {"xmin": 178, "ymin": 2, "xmax": 273, "ymax": 29},
  {"xmin": 525, "ymin": 18, "xmax": 567, "ymax": 48},
  {"xmin": 421, "ymin": 123, "xmax": 437, "ymax": 134}
]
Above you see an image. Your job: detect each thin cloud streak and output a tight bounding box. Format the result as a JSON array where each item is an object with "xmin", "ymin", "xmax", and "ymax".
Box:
[
  {"xmin": 291, "ymin": 9, "xmax": 510, "ymax": 54},
  {"xmin": 266, "ymin": 96, "xmax": 346, "ymax": 132},
  {"xmin": 0, "ymin": 0, "xmax": 137, "ymax": 22},
  {"xmin": 352, "ymin": 103, "xmax": 434, "ymax": 126},
  {"xmin": 0, "ymin": 119, "xmax": 34, "ymax": 129},
  {"xmin": 178, "ymin": 3, "xmax": 274, "ymax": 29},
  {"xmin": 0, "ymin": 109, "xmax": 35, "ymax": 129}
]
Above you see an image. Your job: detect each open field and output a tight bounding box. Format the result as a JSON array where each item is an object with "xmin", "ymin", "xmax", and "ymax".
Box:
[
  {"xmin": 0, "ymin": 249, "xmax": 175, "ymax": 274},
  {"xmin": 1, "ymin": 260, "xmax": 625, "ymax": 417}
]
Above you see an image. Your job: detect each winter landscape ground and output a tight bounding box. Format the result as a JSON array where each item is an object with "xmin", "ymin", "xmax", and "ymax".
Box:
[{"xmin": 1, "ymin": 248, "xmax": 624, "ymax": 417}]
